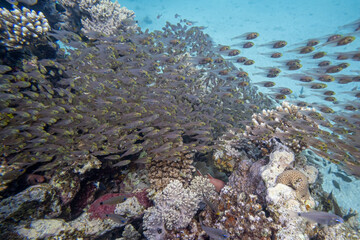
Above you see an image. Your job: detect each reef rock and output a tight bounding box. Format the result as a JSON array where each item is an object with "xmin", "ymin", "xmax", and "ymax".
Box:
[
  {"xmin": 16, "ymin": 211, "xmax": 126, "ymax": 239},
  {"xmin": 261, "ymin": 144, "xmax": 295, "ymax": 188},
  {"xmin": 0, "ymin": 183, "xmax": 61, "ymax": 223}
]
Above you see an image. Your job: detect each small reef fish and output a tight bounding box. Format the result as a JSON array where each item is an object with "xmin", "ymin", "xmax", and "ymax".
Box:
[
  {"xmin": 289, "ymin": 210, "xmax": 344, "ymax": 225},
  {"xmin": 333, "ymin": 172, "xmax": 352, "ymax": 182},
  {"xmin": 327, "ymin": 191, "xmax": 343, "ymax": 217},
  {"xmin": 100, "ymin": 195, "xmax": 127, "ymax": 205},
  {"xmin": 112, "ymin": 160, "xmax": 131, "ymax": 167},
  {"xmin": 231, "ymin": 32, "xmax": 259, "ymax": 40},
  {"xmin": 105, "ymin": 214, "xmax": 127, "ymax": 224},
  {"xmin": 332, "ymin": 180, "xmax": 341, "ymax": 191},
  {"xmin": 6, "ymin": 0, "xmax": 37, "ymax": 5},
  {"xmin": 200, "ymin": 222, "xmax": 229, "ymax": 240}
]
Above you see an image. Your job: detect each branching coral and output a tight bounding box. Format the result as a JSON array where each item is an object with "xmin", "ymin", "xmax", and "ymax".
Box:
[
  {"xmin": 143, "ymin": 177, "xmax": 216, "ymax": 239},
  {"xmin": 240, "ymin": 101, "xmax": 359, "ymax": 170},
  {"xmin": 0, "ymin": 6, "xmax": 50, "ymax": 50},
  {"xmin": 56, "ymin": 0, "xmax": 136, "ymax": 35},
  {"xmin": 80, "ymin": 0, "xmax": 136, "ymax": 35}
]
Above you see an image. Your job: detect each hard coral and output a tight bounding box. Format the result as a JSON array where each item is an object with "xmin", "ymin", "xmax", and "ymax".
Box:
[
  {"xmin": 0, "ymin": 6, "xmax": 50, "ymax": 50},
  {"xmin": 201, "ymin": 185, "xmax": 278, "ymax": 239},
  {"xmin": 276, "ymin": 170, "xmax": 310, "ymax": 200},
  {"xmin": 80, "ymin": 0, "xmax": 136, "ymax": 36},
  {"xmin": 261, "ymin": 144, "xmax": 295, "ymax": 188},
  {"xmin": 143, "ymin": 177, "xmax": 216, "ymax": 240}
]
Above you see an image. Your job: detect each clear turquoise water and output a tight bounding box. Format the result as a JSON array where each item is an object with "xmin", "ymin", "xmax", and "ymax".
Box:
[
  {"xmin": 120, "ymin": 0, "xmax": 360, "ymax": 104},
  {"xmin": 117, "ymin": 0, "xmax": 360, "ymax": 220}
]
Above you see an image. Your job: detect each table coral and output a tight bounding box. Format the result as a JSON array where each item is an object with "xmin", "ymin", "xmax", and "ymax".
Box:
[{"xmin": 276, "ymin": 169, "xmax": 310, "ymax": 200}]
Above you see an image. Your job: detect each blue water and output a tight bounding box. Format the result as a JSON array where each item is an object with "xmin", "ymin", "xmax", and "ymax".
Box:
[
  {"xmin": 118, "ymin": 0, "xmax": 360, "ymax": 220},
  {"xmin": 120, "ymin": 0, "xmax": 360, "ymax": 108}
]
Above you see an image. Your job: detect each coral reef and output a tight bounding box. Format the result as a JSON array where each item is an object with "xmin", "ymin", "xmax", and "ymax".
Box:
[
  {"xmin": 1, "ymin": 1, "xmax": 359, "ymax": 238},
  {"xmin": 209, "ymin": 186, "xmax": 278, "ymax": 239},
  {"xmin": 213, "ymin": 129, "xmax": 242, "ymax": 172},
  {"xmin": 16, "ymin": 211, "xmax": 126, "ymax": 239},
  {"xmin": 114, "ymin": 195, "xmax": 147, "ymax": 218},
  {"xmin": 259, "ymin": 144, "xmax": 360, "ymax": 239},
  {"xmin": 143, "ymin": 176, "xmax": 216, "ymax": 239},
  {"xmin": 239, "ymin": 101, "xmax": 359, "ymax": 168},
  {"xmin": 56, "ymin": 0, "xmax": 136, "ymax": 34},
  {"xmin": 0, "ymin": 6, "xmax": 50, "ymax": 50},
  {"xmin": 81, "ymin": 0, "xmax": 136, "ymax": 35},
  {"xmin": 88, "ymin": 189, "xmax": 151, "ymax": 220},
  {"xmin": 148, "ymin": 150, "xmax": 195, "ymax": 191},
  {"xmin": 261, "ymin": 143, "xmax": 295, "ymax": 188},
  {"xmin": 200, "ymin": 152, "xmax": 280, "ymax": 239},
  {"xmin": 276, "ymin": 170, "xmax": 310, "ymax": 200}
]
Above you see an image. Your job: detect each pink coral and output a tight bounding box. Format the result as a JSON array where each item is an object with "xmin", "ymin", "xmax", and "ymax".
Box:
[{"xmin": 88, "ymin": 193, "xmax": 124, "ymax": 219}]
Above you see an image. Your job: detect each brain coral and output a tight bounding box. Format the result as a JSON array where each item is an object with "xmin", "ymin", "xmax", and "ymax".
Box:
[{"xmin": 276, "ymin": 170, "xmax": 310, "ymax": 200}]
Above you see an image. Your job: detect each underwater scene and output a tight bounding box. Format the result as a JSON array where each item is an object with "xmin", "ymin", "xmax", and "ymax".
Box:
[{"xmin": 0, "ymin": 0, "xmax": 360, "ymax": 239}]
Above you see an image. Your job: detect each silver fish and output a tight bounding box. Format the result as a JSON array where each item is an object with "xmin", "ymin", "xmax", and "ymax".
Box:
[
  {"xmin": 289, "ymin": 210, "xmax": 344, "ymax": 225},
  {"xmin": 201, "ymin": 223, "xmax": 229, "ymax": 240},
  {"xmin": 105, "ymin": 214, "xmax": 127, "ymax": 224}
]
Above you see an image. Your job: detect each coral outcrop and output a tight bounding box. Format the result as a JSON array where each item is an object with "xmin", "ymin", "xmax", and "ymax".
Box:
[
  {"xmin": 81, "ymin": 0, "xmax": 136, "ymax": 35},
  {"xmin": 56, "ymin": 0, "xmax": 136, "ymax": 35},
  {"xmin": 148, "ymin": 150, "xmax": 196, "ymax": 191},
  {"xmin": 143, "ymin": 176, "xmax": 216, "ymax": 239},
  {"xmin": 261, "ymin": 143, "xmax": 295, "ymax": 188},
  {"xmin": 0, "ymin": 6, "xmax": 50, "ymax": 50},
  {"xmin": 276, "ymin": 170, "xmax": 310, "ymax": 200}
]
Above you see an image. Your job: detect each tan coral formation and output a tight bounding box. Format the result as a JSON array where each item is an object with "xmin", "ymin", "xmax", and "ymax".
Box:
[
  {"xmin": 56, "ymin": 0, "xmax": 136, "ymax": 35},
  {"xmin": 148, "ymin": 151, "xmax": 195, "ymax": 191},
  {"xmin": 276, "ymin": 170, "xmax": 310, "ymax": 200},
  {"xmin": 0, "ymin": 6, "xmax": 50, "ymax": 50}
]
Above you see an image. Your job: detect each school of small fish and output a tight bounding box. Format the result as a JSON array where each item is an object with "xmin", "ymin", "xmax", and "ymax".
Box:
[{"xmin": 204, "ymin": 21, "xmax": 360, "ymax": 170}]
